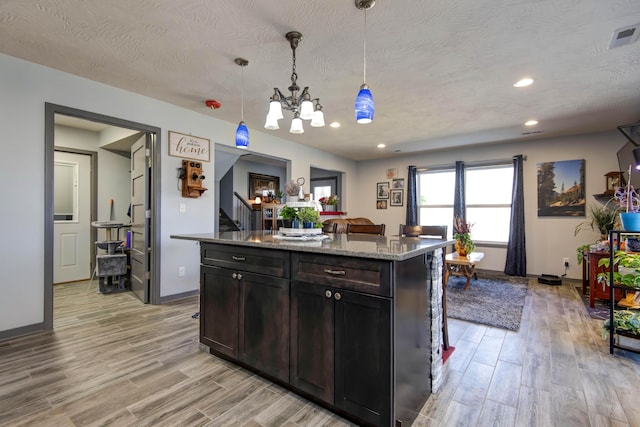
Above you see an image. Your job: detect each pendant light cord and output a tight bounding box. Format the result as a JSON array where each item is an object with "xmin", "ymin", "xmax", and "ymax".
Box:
[
  {"xmin": 363, "ymin": 8, "xmax": 367, "ymax": 84},
  {"xmin": 240, "ymin": 65, "xmax": 244, "ymax": 122}
]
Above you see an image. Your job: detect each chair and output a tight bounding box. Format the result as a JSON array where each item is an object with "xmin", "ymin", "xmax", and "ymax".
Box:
[
  {"xmin": 399, "ymin": 224, "xmax": 450, "ymax": 350},
  {"xmin": 261, "ymin": 202, "xmax": 280, "ymax": 231},
  {"xmin": 399, "ymin": 225, "xmax": 448, "ymax": 239},
  {"xmin": 346, "ymin": 223, "xmax": 385, "ymax": 236},
  {"xmin": 322, "ymin": 221, "xmax": 338, "ymax": 233}
]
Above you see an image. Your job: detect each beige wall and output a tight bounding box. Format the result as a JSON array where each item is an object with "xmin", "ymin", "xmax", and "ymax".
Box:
[{"xmin": 350, "ymin": 132, "xmax": 626, "ymax": 279}]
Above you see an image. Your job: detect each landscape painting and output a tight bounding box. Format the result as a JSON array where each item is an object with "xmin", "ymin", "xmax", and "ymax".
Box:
[{"xmin": 537, "ymin": 159, "xmax": 585, "ymax": 217}]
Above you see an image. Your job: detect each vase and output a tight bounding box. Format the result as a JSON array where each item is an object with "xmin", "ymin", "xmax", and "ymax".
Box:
[
  {"xmin": 292, "ymin": 220, "xmax": 300, "ymax": 229},
  {"xmin": 455, "ymin": 240, "xmax": 469, "ymax": 257},
  {"xmin": 303, "ymin": 221, "xmax": 313, "ymax": 229},
  {"xmin": 324, "ymin": 205, "xmax": 336, "ymax": 212}
]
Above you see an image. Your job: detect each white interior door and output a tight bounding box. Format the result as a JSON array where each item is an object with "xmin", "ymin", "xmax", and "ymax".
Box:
[
  {"xmin": 53, "ymin": 151, "xmax": 91, "ymax": 284},
  {"xmin": 130, "ymin": 135, "xmax": 150, "ymax": 303}
]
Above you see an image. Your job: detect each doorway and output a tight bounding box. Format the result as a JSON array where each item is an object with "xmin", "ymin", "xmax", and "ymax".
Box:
[{"xmin": 44, "ymin": 103, "xmax": 162, "ymax": 330}]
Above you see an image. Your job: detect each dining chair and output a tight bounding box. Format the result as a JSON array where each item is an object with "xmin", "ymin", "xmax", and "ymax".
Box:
[
  {"xmin": 399, "ymin": 225, "xmax": 448, "ymax": 239},
  {"xmin": 399, "ymin": 224, "xmax": 450, "ymax": 350},
  {"xmin": 261, "ymin": 202, "xmax": 280, "ymax": 231},
  {"xmin": 322, "ymin": 221, "xmax": 338, "ymax": 233},
  {"xmin": 346, "ymin": 223, "xmax": 386, "ymax": 236}
]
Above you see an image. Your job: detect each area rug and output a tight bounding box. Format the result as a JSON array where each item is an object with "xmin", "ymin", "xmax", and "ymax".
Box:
[
  {"xmin": 574, "ymin": 284, "xmax": 609, "ymax": 320},
  {"xmin": 446, "ymin": 275, "xmax": 529, "ymax": 331}
]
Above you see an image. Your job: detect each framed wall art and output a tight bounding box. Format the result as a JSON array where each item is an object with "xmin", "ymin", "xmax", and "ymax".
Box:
[
  {"xmin": 392, "ymin": 178, "xmax": 404, "ymax": 189},
  {"xmin": 168, "ymin": 130, "xmax": 210, "ymax": 162},
  {"xmin": 249, "ymin": 173, "xmax": 280, "ymax": 199},
  {"xmin": 377, "ymin": 182, "xmax": 390, "ymax": 199},
  {"xmin": 376, "ymin": 199, "xmax": 388, "ymax": 209},
  {"xmin": 537, "ymin": 159, "xmax": 585, "ymax": 217},
  {"xmin": 390, "ymin": 189, "xmax": 404, "ymax": 206}
]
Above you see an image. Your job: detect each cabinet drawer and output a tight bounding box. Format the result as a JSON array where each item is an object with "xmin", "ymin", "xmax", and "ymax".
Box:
[
  {"xmin": 292, "ymin": 253, "xmax": 391, "ymax": 297},
  {"xmin": 201, "ymin": 243, "xmax": 289, "ymax": 278}
]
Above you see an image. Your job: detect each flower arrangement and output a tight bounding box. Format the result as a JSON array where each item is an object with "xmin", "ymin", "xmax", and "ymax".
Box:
[
  {"xmin": 614, "ymin": 166, "xmax": 640, "ymax": 232},
  {"xmin": 453, "ymin": 216, "xmax": 475, "ymax": 257},
  {"xmin": 319, "ymin": 195, "xmax": 339, "ymax": 206},
  {"xmin": 285, "ymin": 180, "xmax": 300, "ymax": 197}
]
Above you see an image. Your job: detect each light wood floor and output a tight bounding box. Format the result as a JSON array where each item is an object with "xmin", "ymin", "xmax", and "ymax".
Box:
[{"xmin": 1, "ymin": 278, "xmax": 639, "ymax": 426}]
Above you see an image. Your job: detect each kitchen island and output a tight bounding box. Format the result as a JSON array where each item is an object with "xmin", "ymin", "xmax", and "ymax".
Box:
[{"xmin": 171, "ymin": 231, "xmax": 451, "ymax": 427}]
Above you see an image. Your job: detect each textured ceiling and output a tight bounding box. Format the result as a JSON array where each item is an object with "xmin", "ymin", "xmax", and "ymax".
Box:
[{"xmin": 1, "ymin": 0, "xmax": 640, "ymax": 160}]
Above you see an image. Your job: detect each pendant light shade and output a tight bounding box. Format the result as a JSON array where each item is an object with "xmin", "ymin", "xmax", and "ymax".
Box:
[
  {"xmin": 355, "ymin": 84, "xmax": 374, "ymax": 124},
  {"xmin": 234, "ymin": 57, "xmax": 249, "ymax": 149},
  {"xmin": 235, "ymin": 121, "xmax": 249, "ymax": 149},
  {"xmin": 355, "ymin": 0, "xmax": 375, "ymax": 125},
  {"xmin": 310, "ymin": 100, "xmax": 326, "ymax": 127},
  {"xmin": 264, "ymin": 114, "xmax": 280, "ymax": 130},
  {"xmin": 290, "ymin": 114, "xmax": 304, "ymax": 134}
]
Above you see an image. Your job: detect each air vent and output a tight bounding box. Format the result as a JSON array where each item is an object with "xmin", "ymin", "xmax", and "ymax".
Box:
[
  {"xmin": 609, "ymin": 23, "xmax": 640, "ymax": 49},
  {"xmin": 522, "ymin": 130, "xmax": 543, "ymax": 136}
]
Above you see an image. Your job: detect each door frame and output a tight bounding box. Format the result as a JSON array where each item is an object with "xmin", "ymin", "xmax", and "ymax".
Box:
[
  {"xmin": 44, "ymin": 103, "xmax": 162, "ymax": 330},
  {"xmin": 53, "ymin": 147, "xmax": 98, "ymax": 279}
]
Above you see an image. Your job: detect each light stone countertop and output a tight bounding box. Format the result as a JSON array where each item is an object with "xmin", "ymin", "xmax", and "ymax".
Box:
[{"xmin": 171, "ymin": 231, "xmax": 452, "ymax": 261}]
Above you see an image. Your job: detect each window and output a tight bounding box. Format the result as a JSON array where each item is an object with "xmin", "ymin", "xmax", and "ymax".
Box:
[{"xmin": 418, "ymin": 164, "xmax": 513, "ymax": 244}]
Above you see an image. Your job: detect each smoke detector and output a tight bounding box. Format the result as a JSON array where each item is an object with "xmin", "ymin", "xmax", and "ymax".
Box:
[{"xmin": 609, "ymin": 23, "xmax": 640, "ymax": 49}]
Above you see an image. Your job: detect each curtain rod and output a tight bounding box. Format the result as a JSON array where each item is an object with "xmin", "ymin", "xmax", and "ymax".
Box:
[{"xmin": 416, "ymin": 155, "xmax": 527, "ymax": 172}]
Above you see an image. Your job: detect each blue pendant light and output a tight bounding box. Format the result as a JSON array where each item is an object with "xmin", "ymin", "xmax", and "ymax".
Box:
[
  {"xmin": 235, "ymin": 58, "xmax": 249, "ymax": 149},
  {"xmin": 355, "ymin": 0, "xmax": 375, "ymax": 124}
]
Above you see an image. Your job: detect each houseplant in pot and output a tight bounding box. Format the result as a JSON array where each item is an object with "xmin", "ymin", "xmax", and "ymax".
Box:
[
  {"xmin": 279, "ymin": 205, "xmax": 298, "ymax": 228},
  {"xmin": 297, "ymin": 207, "xmax": 320, "ymax": 228},
  {"xmin": 453, "ymin": 216, "xmax": 475, "ymax": 257},
  {"xmin": 615, "ymin": 166, "xmax": 640, "ymax": 231},
  {"xmin": 319, "ymin": 195, "xmax": 339, "ymax": 212}
]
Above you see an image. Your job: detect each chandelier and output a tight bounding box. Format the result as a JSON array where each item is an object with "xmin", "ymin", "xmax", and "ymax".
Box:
[{"xmin": 264, "ymin": 31, "xmax": 325, "ymax": 134}]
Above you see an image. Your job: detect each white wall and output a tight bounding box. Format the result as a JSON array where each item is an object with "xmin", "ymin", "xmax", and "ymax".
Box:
[
  {"xmin": 353, "ymin": 133, "xmax": 625, "ymax": 278},
  {"xmin": 0, "ymin": 53, "xmax": 358, "ymax": 334}
]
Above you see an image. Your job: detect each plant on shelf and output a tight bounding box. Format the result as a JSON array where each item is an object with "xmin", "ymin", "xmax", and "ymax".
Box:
[
  {"xmin": 453, "ymin": 216, "xmax": 475, "ymax": 257},
  {"xmin": 603, "ymin": 310, "xmax": 640, "ymax": 339},
  {"xmin": 297, "ymin": 207, "xmax": 320, "ymax": 228},
  {"xmin": 319, "ymin": 195, "xmax": 339, "ymax": 207},
  {"xmin": 279, "ymin": 206, "xmax": 297, "ymax": 221},
  {"xmin": 574, "ymin": 202, "xmax": 620, "ymax": 240},
  {"xmin": 614, "ymin": 166, "xmax": 640, "ymax": 231},
  {"xmin": 597, "ymin": 250, "xmax": 640, "ymax": 289}
]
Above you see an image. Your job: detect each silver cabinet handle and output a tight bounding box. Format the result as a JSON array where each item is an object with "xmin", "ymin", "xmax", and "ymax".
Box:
[
  {"xmin": 236, "ymin": 273, "xmax": 243, "ymax": 280},
  {"xmin": 324, "ymin": 268, "xmax": 346, "ymax": 276},
  {"xmin": 325, "ymin": 290, "xmax": 333, "ymax": 298},
  {"xmin": 334, "ymin": 292, "xmax": 342, "ymax": 301},
  {"xmin": 232, "ymin": 256, "xmax": 246, "ymax": 261},
  {"xmin": 232, "ymin": 272, "xmax": 237, "ymax": 279}
]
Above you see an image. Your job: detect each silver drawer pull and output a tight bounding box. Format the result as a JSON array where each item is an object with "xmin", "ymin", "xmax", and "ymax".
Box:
[
  {"xmin": 325, "ymin": 290, "xmax": 333, "ymax": 298},
  {"xmin": 334, "ymin": 292, "xmax": 342, "ymax": 301},
  {"xmin": 236, "ymin": 273, "xmax": 243, "ymax": 280},
  {"xmin": 232, "ymin": 272, "xmax": 237, "ymax": 279},
  {"xmin": 232, "ymin": 256, "xmax": 246, "ymax": 261},
  {"xmin": 324, "ymin": 268, "xmax": 346, "ymax": 276}
]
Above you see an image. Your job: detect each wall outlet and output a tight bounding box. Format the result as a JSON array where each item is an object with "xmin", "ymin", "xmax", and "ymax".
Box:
[
  {"xmin": 179, "ymin": 203, "xmax": 186, "ymax": 213},
  {"xmin": 178, "ymin": 266, "xmax": 185, "ymax": 277},
  {"xmin": 563, "ymin": 257, "xmax": 569, "ymax": 268}
]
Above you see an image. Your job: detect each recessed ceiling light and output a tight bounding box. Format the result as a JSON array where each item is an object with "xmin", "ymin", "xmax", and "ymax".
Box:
[
  {"xmin": 513, "ymin": 78, "xmax": 534, "ymax": 88},
  {"xmin": 377, "ymin": 143, "xmax": 386, "ymax": 148},
  {"xmin": 329, "ymin": 122, "xmax": 341, "ymax": 128},
  {"xmin": 525, "ymin": 120, "xmax": 538, "ymax": 126}
]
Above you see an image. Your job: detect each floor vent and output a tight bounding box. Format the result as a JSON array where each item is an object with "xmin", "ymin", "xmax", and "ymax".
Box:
[{"xmin": 609, "ymin": 24, "xmax": 640, "ymax": 49}]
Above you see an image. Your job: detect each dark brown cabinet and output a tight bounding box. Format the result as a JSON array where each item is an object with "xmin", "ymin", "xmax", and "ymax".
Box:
[
  {"xmin": 200, "ymin": 244, "xmax": 290, "ymax": 382},
  {"xmin": 291, "ymin": 254, "xmax": 392, "ymax": 427}
]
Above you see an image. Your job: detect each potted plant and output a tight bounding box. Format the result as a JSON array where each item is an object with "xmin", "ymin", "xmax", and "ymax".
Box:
[
  {"xmin": 453, "ymin": 216, "xmax": 475, "ymax": 257},
  {"xmin": 319, "ymin": 195, "xmax": 339, "ymax": 211},
  {"xmin": 297, "ymin": 207, "xmax": 320, "ymax": 228},
  {"xmin": 614, "ymin": 166, "xmax": 640, "ymax": 231},
  {"xmin": 574, "ymin": 202, "xmax": 620, "ymax": 240},
  {"xmin": 597, "ymin": 250, "xmax": 640, "ymax": 289},
  {"xmin": 279, "ymin": 205, "xmax": 297, "ymax": 228}
]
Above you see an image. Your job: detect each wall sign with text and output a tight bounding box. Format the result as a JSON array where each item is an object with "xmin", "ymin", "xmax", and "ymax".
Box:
[{"xmin": 168, "ymin": 131, "xmax": 210, "ymax": 162}]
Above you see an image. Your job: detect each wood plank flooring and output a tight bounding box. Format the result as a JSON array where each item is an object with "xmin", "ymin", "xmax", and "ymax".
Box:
[{"xmin": 1, "ymin": 278, "xmax": 639, "ymax": 426}]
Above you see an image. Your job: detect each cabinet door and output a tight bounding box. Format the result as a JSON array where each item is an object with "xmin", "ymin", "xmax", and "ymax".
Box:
[
  {"xmin": 290, "ymin": 281, "xmax": 334, "ymax": 403},
  {"xmin": 334, "ymin": 289, "xmax": 392, "ymax": 427},
  {"xmin": 200, "ymin": 266, "xmax": 240, "ymax": 358},
  {"xmin": 239, "ymin": 271, "xmax": 290, "ymax": 382}
]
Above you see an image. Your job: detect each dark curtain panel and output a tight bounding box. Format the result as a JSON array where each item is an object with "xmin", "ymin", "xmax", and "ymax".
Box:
[
  {"xmin": 406, "ymin": 165, "xmax": 418, "ymax": 226},
  {"xmin": 453, "ymin": 161, "xmax": 466, "ymax": 227},
  {"xmin": 504, "ymin": 154, "xmax": 527, "ymax": 276}
]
